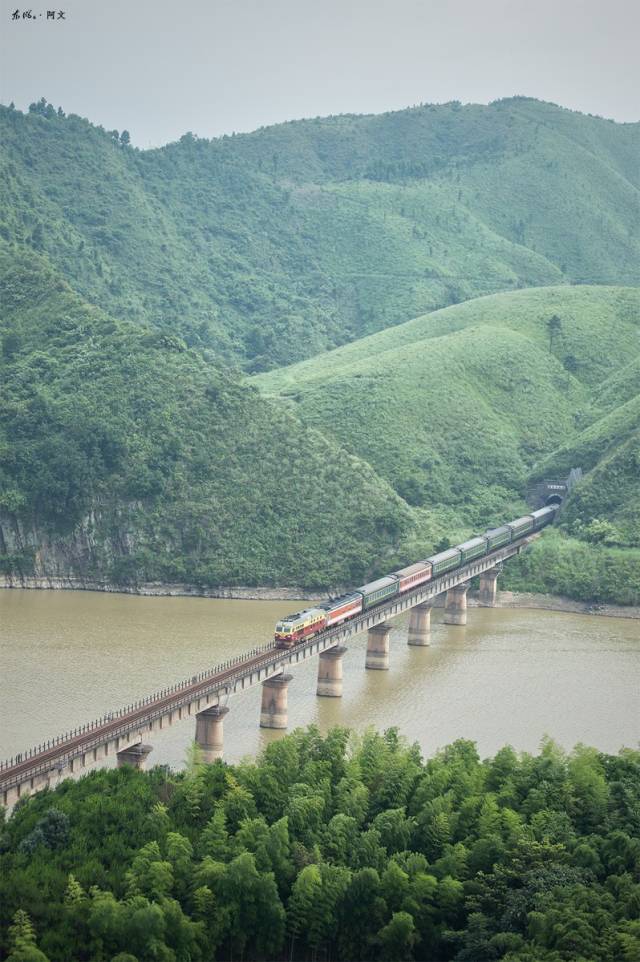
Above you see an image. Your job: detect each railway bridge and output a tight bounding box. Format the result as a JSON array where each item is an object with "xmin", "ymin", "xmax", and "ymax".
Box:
[{"xmin": 0, "ymin": 536, "xmax": 536, "ymax": 808}]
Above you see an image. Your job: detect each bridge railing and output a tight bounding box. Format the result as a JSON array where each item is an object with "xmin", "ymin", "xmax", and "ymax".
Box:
[
  {"xmin": 0, "ymin": 638, "xmax": 276, "ymax": 772},
  {"xmin": 1, "ymin": 533, "xmax": 538, "ymax": 776}
]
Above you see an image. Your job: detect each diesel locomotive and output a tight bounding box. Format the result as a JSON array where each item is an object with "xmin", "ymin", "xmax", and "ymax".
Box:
[{"xmin": 274, "ymin": 505, "xmax": 557, "ymax": 648}]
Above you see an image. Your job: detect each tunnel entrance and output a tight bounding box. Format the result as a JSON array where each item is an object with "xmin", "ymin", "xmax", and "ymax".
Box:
[{"xmin": 526, "ymin": 469, "xmax": 582, "ymax": 511}]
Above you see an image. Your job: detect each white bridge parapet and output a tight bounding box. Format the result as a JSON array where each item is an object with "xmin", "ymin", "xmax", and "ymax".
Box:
[{"xmin": 1, "ymin": 536, "xmax": 534, "ymax": 807}]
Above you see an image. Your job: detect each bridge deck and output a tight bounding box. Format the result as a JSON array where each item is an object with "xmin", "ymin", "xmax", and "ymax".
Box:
[{"xmin": 0, "ymin": 536, "xmax": 534, "ymax": 796}]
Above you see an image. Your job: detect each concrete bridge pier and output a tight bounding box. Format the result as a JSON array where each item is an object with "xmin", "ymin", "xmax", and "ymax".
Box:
[
  {"xmin": 3, "ymin": 785, "xmax": 18, "ymax": 809},
  {"xmin": 366, "ymin": 623, "xmax": 392, "ymax": 670},
  {"xmin": 317, "ymin": 646, "xmax": 347, "ymax": 697},
  {"xmin": 408, "ymin": 602, "xmax": 433, "ymax": 646},
  {"xmin": 260, "ymin": 674, "xmax": 292, "ymax": 729},
  {"xmin": 195, "ymin": 705, "xmax": 229, "ymax": 762},
  {"xmin": 479, "ymin": 568, "xmax": 500, "ymax": 607},
  {"xmin": 116, "ymin": 743, "xmax": 153, "ymax": 770},
  {"xmin": 46, "ymin": 765, "xmax": 67, "ymax": 792},
  {"xmin": 444, "ymin": 584, "xmax": 469, "ymax": 625},
  {"xmin": 3, "ymin": 780, "xmax": 30, "ymax": 809}
]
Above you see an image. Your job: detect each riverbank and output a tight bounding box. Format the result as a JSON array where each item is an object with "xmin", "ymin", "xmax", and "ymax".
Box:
[
  {"xmin": 474, "ymin": 590, "xmax": 640, "ymax": 620},
  {"xmin": 0, "ymin": 575, "xmax": 321, "ymax": 601},
  {"xmin": 1, "ymin": 574, "xmax": 639, "ymax": 618}
]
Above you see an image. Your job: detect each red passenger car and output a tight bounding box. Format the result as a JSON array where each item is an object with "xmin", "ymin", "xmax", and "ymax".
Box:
[{"xmin": 392, "ymin": 561, "xmax": 432, "ymax": 593}]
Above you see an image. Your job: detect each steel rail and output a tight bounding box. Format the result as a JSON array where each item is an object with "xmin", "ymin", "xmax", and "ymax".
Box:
[{"xmin": 0, "ymin": 534, "xmax": 534, "ymax": 794}]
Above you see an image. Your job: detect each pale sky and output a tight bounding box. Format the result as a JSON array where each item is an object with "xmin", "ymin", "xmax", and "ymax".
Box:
[{"xmin": 1, "ymin": 0, "xmax": 639, "ymax": 147}]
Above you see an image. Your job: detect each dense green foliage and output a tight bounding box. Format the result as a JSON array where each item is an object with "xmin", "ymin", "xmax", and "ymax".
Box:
[
  {"xmin": 533, "ymin": 395, "xmax": 640, "ymax": 549},
  {"xmin": 0, "ymin": 98, "xmax": 638, "ymax": 599},
  {"xmin": 1, "ymin": 727, "xmax": 639, "ymax": 961},
  {"xmin": 0, "ymin": 246, "xmax": 416, "ymax": 588},
  {"xmin": 257, "ymin": 286, "xmax": 640, "ymax": 599},
  {"xmin": 502, "ymin": 530, "xmax": 640, "ymax": 605},
  {"xmin": 1, "ymin": 98, "xmax": 638, "ymax": 370}
]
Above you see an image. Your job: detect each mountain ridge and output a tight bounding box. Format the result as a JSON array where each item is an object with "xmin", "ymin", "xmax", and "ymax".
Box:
[
  {"xmin": 0, "ymin": 97, "xmax": 638, "ymax": 601},
  {"xmin": 1, "ymin": 96, "xmax": 638, "ymax": 370}
]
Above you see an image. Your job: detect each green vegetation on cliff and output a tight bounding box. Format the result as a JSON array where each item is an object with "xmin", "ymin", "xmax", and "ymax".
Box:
[
  {"xmin": 0, "ymin": 246, "xmax": 416, "ymax": 588},
  {"xmin": 533, "ymin": 394, "xmax": 640, "ymax": 548},
  {"xmin": 1, "ymin": 728, "xmax": 640, "ymax": 962}
]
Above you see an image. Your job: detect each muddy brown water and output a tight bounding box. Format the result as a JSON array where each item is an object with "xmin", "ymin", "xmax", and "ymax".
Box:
[{"xmin": 1, "ymin": 590, "xmax": 638, "ymax": 768}]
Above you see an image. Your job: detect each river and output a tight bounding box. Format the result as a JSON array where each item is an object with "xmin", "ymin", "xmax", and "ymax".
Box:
[{"xmin": 1, "ymin": 589, "xmax": 638, "ymax": 768}]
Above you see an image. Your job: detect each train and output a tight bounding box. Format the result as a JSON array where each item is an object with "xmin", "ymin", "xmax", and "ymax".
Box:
[{"xmin": 274, "ymin": 505, "xmax": 558, "ymax": 647}]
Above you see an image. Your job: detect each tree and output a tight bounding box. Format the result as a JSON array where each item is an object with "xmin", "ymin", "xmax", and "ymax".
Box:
[
  {"xmin": 165, "ymin": 831, "xmax": 194, "ymax": 901},
  {"xmin": 546, "ymin": 314, "xmax": 562, "ymax": 351},
  {"xmin": 18, "ymin": 808, "xmax": 69, "ymax": 853},
  {"xmin": 287, "ymin": 863, "xmax": 323, "ymax": 956},
  {"xmin": 64, "ymin": 874, "xmax": 85, "ymax": 905},
  {"xmin": 324, "ymin": 813, "xmax": 359, "ymax": 864},
  {"xmin": 381, "ymin": 860, "xmax": 410, "ymax": 911},
  {"xmin": 580, "ymin": 518, "xmax": 621, "ymax": 546},
  {"xmin": 373, "ymin": 807, "xmax": 414, "ymax": 854},
  {"xmin": 199, "ymin": 806, "xmax": 231, "ymax": 861},
  {"xmin": 6, "ymin": 911, "xmax": 51, "ymax": 961},
  {"xmin": 337, "ymin": 868, "xmax": 388, "ymax": 961},
  {"xmin": 119, "ymin": 130, "xmax": 131, "ymax": 146},
  {"xmin": 377, "ymin": 911, "xmax": 418, "ymax": 961},
  {"xmin": 334, "ymin": 776, "xmax": 369, "ymax": 826},
  {"xmin": 31, "ymin": 223, "xmax": 44, "ymax": 250},
  {"xmin": 215, "ymin": 852, "xmax": 285, "ymax": 960},
  {"xmin": 147, "ymin": 801, "xmax": 171, "ymax": 842},
  {"xmin": 265, "ymin": 817, "xmax": 295, "ymax": 893},
  {"xmin": 125, "ymin": 841, "xmax": 174, "ymax": 900}
]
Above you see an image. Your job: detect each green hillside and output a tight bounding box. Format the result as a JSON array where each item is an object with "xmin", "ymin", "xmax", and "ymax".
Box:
[
  {"xmin": 1, "ymin": 98, "xmax": 638, "ymax": 370},
  {"xmin": 0, "ymin": 245, "xmax": 417, "ymax": 588},
  {"xmin": 535, "ymin": 395, "xmax": 640, "ymax": 546},
  {"xmin": 0, "ymin": 97, "xmax": 638, "ymax": 600},
  {"xmin": 256, "ymin": 287, "xmax": 640, "ymax": 520},
  {"xmin": 256, "ymin": 286, "xmax": 640, "ymax": 602},
  {"xmin": 258, "ymin": 285, "xmax": 640, "ymax": 393}
]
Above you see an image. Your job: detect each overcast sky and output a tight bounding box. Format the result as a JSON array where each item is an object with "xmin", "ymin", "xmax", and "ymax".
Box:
[{"xmin": 1, "ymin": 0, "xmax": 638, "ymax": 147}]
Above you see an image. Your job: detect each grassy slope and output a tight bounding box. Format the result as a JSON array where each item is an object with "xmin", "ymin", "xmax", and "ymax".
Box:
[
  {"xmin": 256, "ymin": 286, "xmax": 639, "ymax": 518},
  {"xmin": 258, "ymin": 286, "xmax": 639, "ymax": 392},
  {"xmin": 534, "ymin": 396, "xmax": 640, "ymax": 546},
  {"xmin": 1, "ymin": 98, "xmax": 638, "ymax": 370},
  {"xmin": 256, "ymin": 286, "xmax": 640, "ymax": 601},
  {"xmin": 0, "ymin": 245, "xmax": 418, "ymax": 588}
]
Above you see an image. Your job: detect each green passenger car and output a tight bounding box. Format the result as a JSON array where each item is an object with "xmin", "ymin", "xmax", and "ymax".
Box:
[
  {"xmin": 357, "ymin": 575, "xmax": 400, "ymax": 610},
  {"xmin": 485, "ymin": 525, "xmax": 511, "ymax": 550},
  {"xmin": 507, "ymin": 515, "xmax": 534, "ymax": 538},
  {"xmin": 457, "ymin": 536, "xmax": 488, "ymax": 564},
  {"xmin": 426, "ymin": 548, "xmax": 462, "ymax": 577}
]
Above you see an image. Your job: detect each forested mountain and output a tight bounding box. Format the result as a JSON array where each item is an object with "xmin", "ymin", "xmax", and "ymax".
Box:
[
  {"xmin": 0, "ymin": 246, "xmax": 417, "ymax": 588},
  {"xmin": 2, "ymin": 728, "xmax": 640, "ymax": 962},
  {"xmin": 1, "ymin": 98, "xmax": 638, "ymax": 370},
  {"xmin": 0, "ymin": 97, "xmax": 638, "ymax": 599}
]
